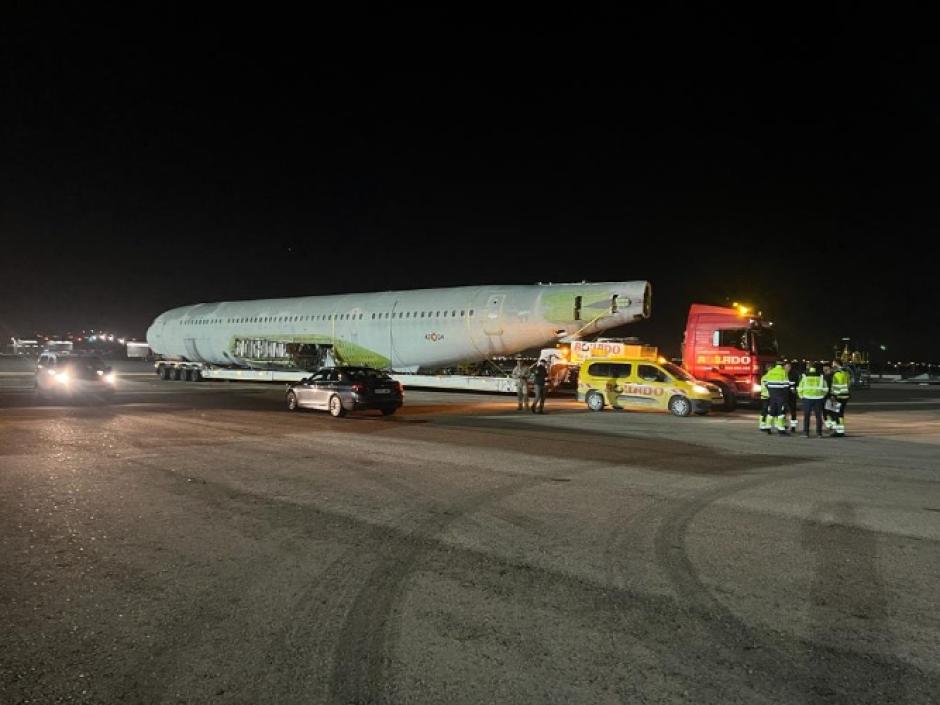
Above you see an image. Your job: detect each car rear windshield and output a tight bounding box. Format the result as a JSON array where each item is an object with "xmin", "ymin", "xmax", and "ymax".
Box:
[{"xmin": 344, "ymin": 368, "xmax": 391, "ymax": 380}]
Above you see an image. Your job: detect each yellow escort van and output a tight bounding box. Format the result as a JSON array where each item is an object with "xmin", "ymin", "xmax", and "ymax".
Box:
[{"xmin": 576, "ymin": 346, "xmax": 722, "ymax": 416}]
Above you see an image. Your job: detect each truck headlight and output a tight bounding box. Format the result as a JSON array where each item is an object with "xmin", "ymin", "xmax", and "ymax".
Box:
[
  {"xmin": 55, "ymin": 371, "xmax": 70, "ymax": 385},
  {"xmin": 105, "ymin": 373, "xmax": 116, "ymax": 384}
]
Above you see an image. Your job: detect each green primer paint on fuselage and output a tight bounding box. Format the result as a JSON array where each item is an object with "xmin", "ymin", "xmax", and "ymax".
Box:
[{"xmin": 227, "ymin": 334, "xmax": 391, "ymax": 369}]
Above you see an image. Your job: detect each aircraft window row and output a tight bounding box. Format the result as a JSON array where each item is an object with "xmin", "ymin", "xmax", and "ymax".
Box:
[
  {"xmin": 180, "ymin": 308, "xmax": 482, "ymax": 326},
  {"xmin": 180, "ymin": 309, "xmax": 477, "ymax": 325},
  {"xmin": 371, "ymin": 310, "xmax": 473, "ymax": 319}
]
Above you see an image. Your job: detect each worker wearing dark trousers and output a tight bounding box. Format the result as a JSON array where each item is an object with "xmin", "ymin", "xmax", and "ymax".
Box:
[
  {"xmin": 758, "ymin": 377, "xmax": 771, "ymax": 431},
  {"xmin": 797, "ymin": 365, "xmax": 828, "ymax": 437},
  {"xmin": 829, "ymin": 360, "xmax": 851, "ymax": 437},
  {"xmin": 531, "ymin": 360, "xmax": 548, "ymax": 414},
  {"xmin": 761, "ymin": 360, "xmax": 791, "ymax": 435},
  {"xmin": 821, "ymin": 363, "xmax": 834, "ymax": 430},
  {"xmin": 785, "ymin": 360, "xmax": 801, "ymax": 432}
]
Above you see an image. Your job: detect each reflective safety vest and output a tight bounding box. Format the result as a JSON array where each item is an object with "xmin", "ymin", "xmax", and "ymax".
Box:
[
  {"xmin": 798, "ymin": 373, "xmax": 828, "ymax": 399},
  {"xmin": 762, "ymin": 365, "xmax": 790, "ymax": 392},
  {"xmin": 831, "ymin": 369, "xmax": 850, "ymax": 399}
]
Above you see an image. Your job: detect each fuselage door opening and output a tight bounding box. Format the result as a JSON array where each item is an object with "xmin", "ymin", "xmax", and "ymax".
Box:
[{"xmin": 484, "ymin": 294, "xmax": 505, "ymax": 336}]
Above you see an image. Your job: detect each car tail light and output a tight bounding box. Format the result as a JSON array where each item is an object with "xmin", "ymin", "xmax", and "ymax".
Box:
[{"xmin": 351, "ymin": 383, "xmax": 366, "ymax": 393}]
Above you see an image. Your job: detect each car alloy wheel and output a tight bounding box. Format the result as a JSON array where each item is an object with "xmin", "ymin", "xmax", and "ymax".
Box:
[
  {"xmin": 329, "ymin": 395, "xmax": 346, "ymax": 417},
  {"xmin": 287, "ymin": 391, "xmax": 298, "ymax": 411}
]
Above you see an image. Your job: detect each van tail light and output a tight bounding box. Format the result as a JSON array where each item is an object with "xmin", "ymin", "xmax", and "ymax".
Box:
[{"xmin": 351, "ymin": 383, "xmax": 366, "ymax": 393}]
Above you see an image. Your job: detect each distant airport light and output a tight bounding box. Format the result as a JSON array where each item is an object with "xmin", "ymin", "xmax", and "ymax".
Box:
[{"xmin": 118, "ymin": 338, "xmax": 125, "ymax": 344}]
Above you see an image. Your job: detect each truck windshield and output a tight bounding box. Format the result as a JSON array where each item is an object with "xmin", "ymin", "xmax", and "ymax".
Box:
[
  {"xmin": 749, "ymin": 329, "xmax": 779, "ymax": 356},
  {"xmin": 661, "ymin": 362, "xmax": 697, "ymax": 382}
]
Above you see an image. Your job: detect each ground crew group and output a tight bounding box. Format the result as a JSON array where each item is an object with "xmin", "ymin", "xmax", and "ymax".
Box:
[
  {"xmin": 759, "ymin": 359, "xmax": 851, "ymax": 437},
  {"xmin": 512, "ymin": 358, "xmax": 549, "ymax": 414}
]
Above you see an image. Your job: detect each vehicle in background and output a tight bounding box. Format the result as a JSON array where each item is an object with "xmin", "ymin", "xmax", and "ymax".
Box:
[
  {"xmin": 45, "ymin": 340, "xmax": 74, "ymax": 354},
  {"xmin": 285, "ymin": 366, "xmax": 403, "ymax": 417},
  {"xmin": 125, "ymin": 341, "xmax": 152, "ymax": 359},
  {"xmin": 682, "ymin": 303, "xmax": 779, "ymax": 410},
  {"xmin": 9, "ymin": 338, "xmax": 40, "ymax": 356},
  {"xmin": 35, "ymin": 352, "xmax": 116, "ymax": 400},
  {"xmin": 577, "ymin": 346, "xmax": 722, "ymax": 416}
]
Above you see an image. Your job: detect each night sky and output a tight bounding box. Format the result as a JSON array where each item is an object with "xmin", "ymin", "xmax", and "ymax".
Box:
[{"xmin": 2, "ymin": 7, "xmax": 937, "ymax": 361}]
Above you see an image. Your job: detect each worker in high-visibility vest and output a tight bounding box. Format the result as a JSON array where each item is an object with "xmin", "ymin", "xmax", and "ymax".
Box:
[
  {"xmin": 785, "ymin": 360, "xmax": 801, "ymax": 432},
  {"xmin": 821, "ymin": 363, "xmax": 835, "ymax": 430},
  {"xmin": 829, "ymin": 360, "xmax": 851, "ymax": 437},
  {"xmin": 758, "ymin": 375, "xmax": 771, "ymax": 432},
  {"xmin": 761, "ymin": 360, "xmax": 791, "ymax": 435},
  {"xmin": 797, "ymin": 365, "xmax": 828, "ymax": 437}
]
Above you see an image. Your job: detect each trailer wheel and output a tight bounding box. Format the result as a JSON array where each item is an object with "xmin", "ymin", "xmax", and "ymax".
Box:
[
  {"xmin": 171, "ymin": 367, "xmax": 181, "ymax": 381},
  {"xmin": 586, "ymin": 391, "xmax": 605, "ymax": 412},
  {"xmin": 159, "ymin": 366, "xmax": 170, "ymax": 380},
  {"xmin": 668, "ymin": 395, "xmax": 692, "ymax": 417},
  {"xmin": 191, "ymin": 368, "xmax": 201, "ymax": 382},
  {"xmin": 329, "ymin": 395, "xmax": 347, "ymax": 418},
  {"xmin": 180, "ymin": 368, "xmax": 191, "ymax": 382}
]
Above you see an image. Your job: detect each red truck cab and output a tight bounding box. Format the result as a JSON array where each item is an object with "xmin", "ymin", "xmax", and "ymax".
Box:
[{"xmin": 682, "ymin": 304, "xmax": 779, "ymax": 410}]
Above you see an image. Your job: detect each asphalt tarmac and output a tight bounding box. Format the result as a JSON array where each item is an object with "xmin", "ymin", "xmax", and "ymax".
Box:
[{"xmin": 1, "ymin": 358, "xmax": 938, "ymax": 704}]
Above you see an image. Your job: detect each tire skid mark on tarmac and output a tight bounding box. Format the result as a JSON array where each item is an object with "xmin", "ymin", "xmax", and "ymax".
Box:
[
  {"xmin": 110, "ymin": 450, "xmax": 427, "ymax": 704},
  {"xmin": 325, "ymin": 457, "xmax": 618, "ymax": 705},
  {"xmin": 651, "ymin": 464, "xmax": 937, "ymax": 704},
  {"xmin": 108, "ymin": 435, "xmax": 539, "ymax": 704}
]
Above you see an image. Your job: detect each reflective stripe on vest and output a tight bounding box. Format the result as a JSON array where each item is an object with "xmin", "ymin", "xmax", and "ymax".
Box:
[{"xmin": 762, "ymin": 366, "xmax": 790, "ymax": 390}]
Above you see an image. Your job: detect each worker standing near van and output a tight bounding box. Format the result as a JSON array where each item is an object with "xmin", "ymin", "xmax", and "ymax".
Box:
[
  {"xmin": 512, "ymin": 358, "xmax": 530, "ymax": 411},
  {"xmin": 761, "ymin": 360, "xmax": 791, "ymax": 435},
  {"xmin": 797, "ymin": 365, "xmax": 828, "ymax": 437},
  {"xmin": 531, "ymin": 360, "xmax": 549, "ymax": 414},
  {"xmin": 829, "ymin": 360, "xmax": 851, "ymax": 437}
]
